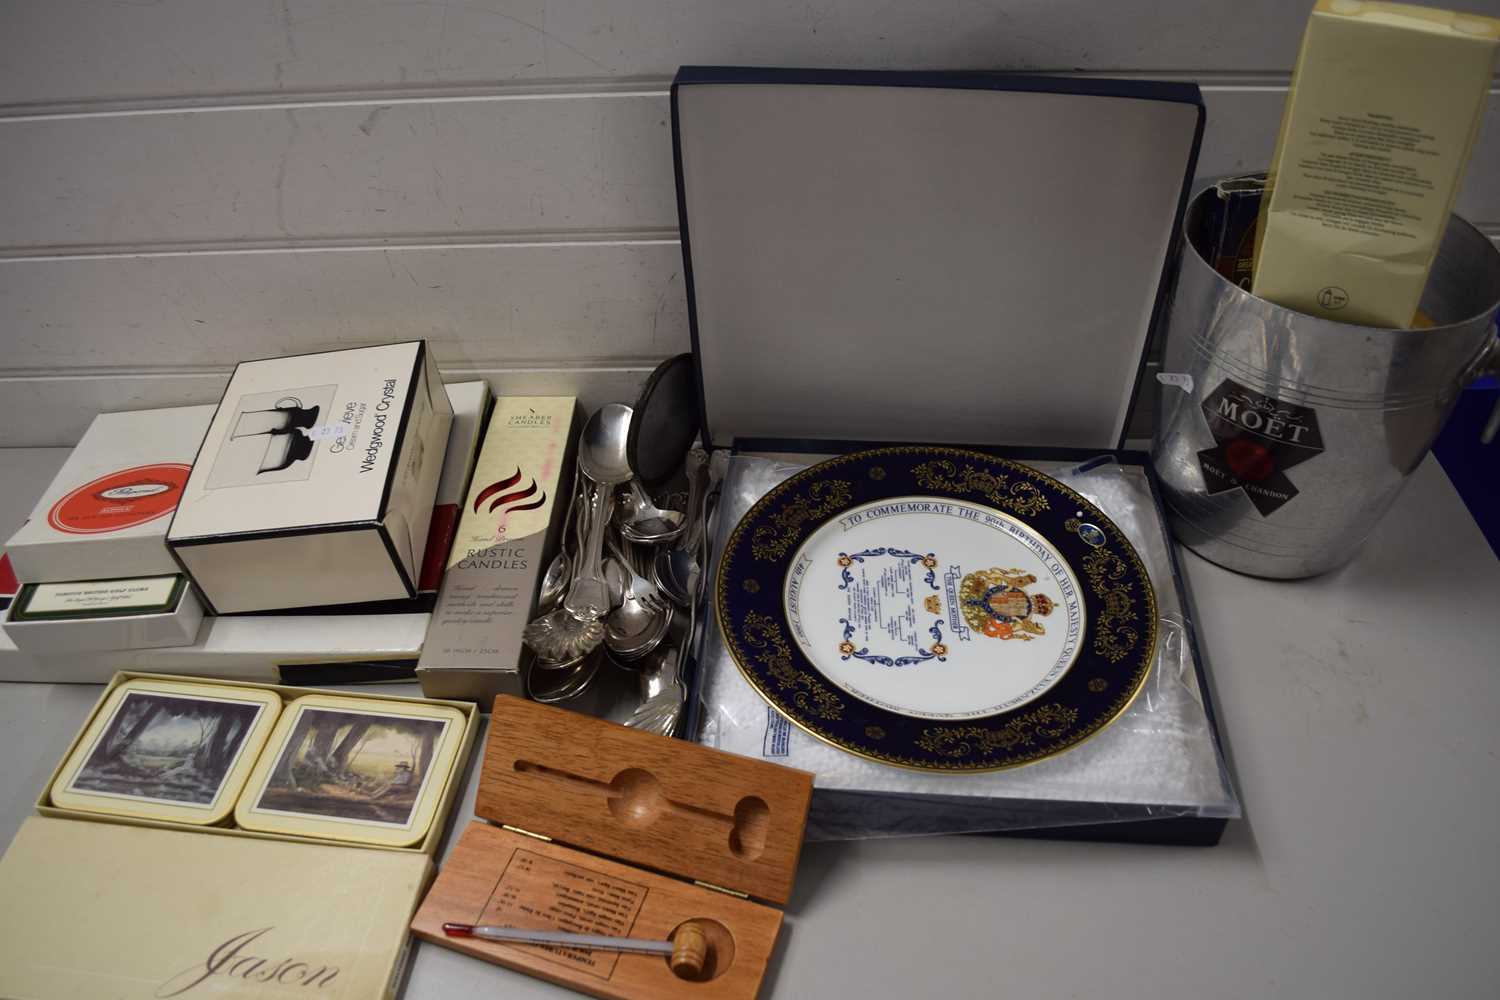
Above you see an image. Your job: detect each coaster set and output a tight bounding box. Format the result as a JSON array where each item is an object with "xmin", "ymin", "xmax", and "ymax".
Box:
[{"xmin": 49, "ymin": 677, "xmax": 466, "ymax": 847}]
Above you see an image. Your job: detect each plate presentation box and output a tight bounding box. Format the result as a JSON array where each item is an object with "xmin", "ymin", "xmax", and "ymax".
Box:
[
  {"xmin": 5, "ymin": 404, "xmax": 215, "ymax": 582},
  {"xmin": 411, "ymin": 696, "xmax": 813, "ymax": 1000},
  {"xmin": 672, "ymin": 68, "xmax": 1239, "ymax": 845},
  {"xmin": 0, "ymin": 671, "xmax": 480, "ymax": 1000},
  {"xmin": 168, "ymin": 341, "xmax": 453, "ymax": 613}
]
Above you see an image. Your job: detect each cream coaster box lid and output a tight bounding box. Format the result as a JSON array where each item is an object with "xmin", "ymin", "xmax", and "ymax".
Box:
[
  {"xmin": 5, "ymin": 404, "xmax": 216, "ymax": 583},
  {"xmin": 3, "ymin": 573, "xmax": 204, "ymax": 653},
  {"xmin": 47, "ymin": 677, "xmax": 280, "ymax": 825},
  {"xmin": 0, "ymin": 816, "xmax": 430, "ymax": 1000},
  {"xmin": 235, "ymin": 693, "xmax": 467, "ymax": 846},
  {"xmin": 168, "ymin": 341, "xmax": 454, "ymax": 613}
]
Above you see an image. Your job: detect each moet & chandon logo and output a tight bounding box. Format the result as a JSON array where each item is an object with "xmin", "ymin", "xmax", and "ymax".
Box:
[{"xmin": 1197, "ymin": 378, "xmax": 1324, "ymax": 516}]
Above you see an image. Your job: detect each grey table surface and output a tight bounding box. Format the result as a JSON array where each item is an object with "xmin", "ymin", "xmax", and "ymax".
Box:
[{"xmin": 1, "ymin": 446, "xmax": 1497, "ymax": 999}]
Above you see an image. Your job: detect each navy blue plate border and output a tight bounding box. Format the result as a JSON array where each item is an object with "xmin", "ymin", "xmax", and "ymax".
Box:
[{"xmin": 715, "ymin": 445, "xmax": 1158, "ymax": 772}]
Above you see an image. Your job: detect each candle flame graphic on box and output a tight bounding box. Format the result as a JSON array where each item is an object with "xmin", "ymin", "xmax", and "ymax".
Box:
[{"xmin": 472, "ymin": 468, "xmax": 547, "ymax": 540}]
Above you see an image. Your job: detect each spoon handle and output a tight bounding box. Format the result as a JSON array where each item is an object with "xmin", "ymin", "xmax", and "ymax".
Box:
[
  {"xmin": 563, "ymin": 481, "xmax": 612, "ymax": 619},
  {"xmin": 561, "ymin": 462, "xmax": 583, "ymax": 556},
  {"xmin": 677, "ymin": 451, "xmax": 709, "ymax": 553}
]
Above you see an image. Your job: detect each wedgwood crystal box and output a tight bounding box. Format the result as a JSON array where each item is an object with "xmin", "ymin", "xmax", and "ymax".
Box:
[
  {"xmin": 672, "ymin": 67, "xmax": 1239, "ymax": 845},
  {"xmin": 5, "ymin": 404, "xmax": 216, "ymax": 582},
  {"xmin": 168, "ymin": 341, "xmax": 453, "ymax": 613}
]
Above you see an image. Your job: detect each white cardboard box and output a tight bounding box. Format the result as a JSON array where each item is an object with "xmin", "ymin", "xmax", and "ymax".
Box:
[
  {"xmin": 4, "ymin": 405, "xmax": 216, "ymax": 583},
  {"xmin": 416, "ymin": 379, "xmax": 492, "ymax": 597},
  {"xmin": 0, "ymin": 609, "xmax": 430, "ymax": 684},
  {"xmin": 3, "ymin": 574, "xmax": 204, "ymax": 653},
  {"xmin": 168, "ymin": 342, "xmax": 453, "ymax": 613}
]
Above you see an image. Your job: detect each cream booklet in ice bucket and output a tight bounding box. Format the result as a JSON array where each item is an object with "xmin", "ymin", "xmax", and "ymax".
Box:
[{"xmin": 673, "ymin": 68, "xmax": 1238, "ymax": 843}]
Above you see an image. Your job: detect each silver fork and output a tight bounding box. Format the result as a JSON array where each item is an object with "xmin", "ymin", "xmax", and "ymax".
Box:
[{"xmin": 605, "ymin": 534, "xmax": 670, "ymax": 615}]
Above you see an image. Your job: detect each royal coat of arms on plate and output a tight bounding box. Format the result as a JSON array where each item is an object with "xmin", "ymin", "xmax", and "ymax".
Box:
[{"xmin": 959, "ymin": 568, "xmax": 1056, "ymax": 641}]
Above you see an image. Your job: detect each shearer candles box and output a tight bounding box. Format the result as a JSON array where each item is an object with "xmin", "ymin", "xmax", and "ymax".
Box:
[
  {"xmin": 168, "ymin": 342, "xmax": 453, "ymax": 613},
  {"xmin": 417, "ymin": 396, "xmax": 576, "ymax": 704},
  {"xmin": 5, "ymin": 405, "xmax": 216, "ymax": 583}
]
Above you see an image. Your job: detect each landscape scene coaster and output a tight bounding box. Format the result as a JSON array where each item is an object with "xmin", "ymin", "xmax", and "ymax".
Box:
[
  {"xmin": 49, "ymin": 678, "xmax": 281, "ymax": 825},
  {"xmin": 236, "ymin": 694, "xmax": 467, "ymax": 847}
]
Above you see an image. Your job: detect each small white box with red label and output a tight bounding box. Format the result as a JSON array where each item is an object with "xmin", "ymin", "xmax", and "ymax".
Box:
[{"xmin": 4, "ymin": 406, "xmax": 216, "ymax": 584}]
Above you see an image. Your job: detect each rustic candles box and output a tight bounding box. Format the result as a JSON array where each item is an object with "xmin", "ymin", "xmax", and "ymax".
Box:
[{"xmin": 417, "ymin": 396, "xmax": 577, "ymax": 704}]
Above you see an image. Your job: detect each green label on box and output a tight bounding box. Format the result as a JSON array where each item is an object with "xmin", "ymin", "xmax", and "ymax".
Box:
[{"xmin": 12, "ymin": 575, "xmax": 184, "ymax": 621}]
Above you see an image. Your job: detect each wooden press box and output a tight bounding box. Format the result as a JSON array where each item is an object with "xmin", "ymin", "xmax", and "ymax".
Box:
[
  {"xmin": 412, "ymin": 695, "xmax": 815, "ymax": 1000},
  {"xmin": 0, "ymin": 671, "xmax": 480, "ymax": 1000}
]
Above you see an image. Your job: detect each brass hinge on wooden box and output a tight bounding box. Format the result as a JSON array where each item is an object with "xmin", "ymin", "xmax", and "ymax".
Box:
[
  {"xmin": 692, "ymin": 880, "xmax": 750, "ymax": 899},
  {"xmin": 501, "ymin": 824, "xmax": 553, "ymax": 843}
]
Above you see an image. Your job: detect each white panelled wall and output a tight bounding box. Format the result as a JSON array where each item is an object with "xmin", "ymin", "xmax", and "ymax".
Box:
[{"xmin": 2, "ymin": 0, "xmax": 1498, "ymax": 446}]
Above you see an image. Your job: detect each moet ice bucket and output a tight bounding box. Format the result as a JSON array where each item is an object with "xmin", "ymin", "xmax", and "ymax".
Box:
[{"xmin": 1152, "ymin": 186, "xmax": 1500, "ymax": 579}]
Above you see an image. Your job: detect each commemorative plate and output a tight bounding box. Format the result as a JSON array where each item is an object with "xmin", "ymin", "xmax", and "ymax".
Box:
[{"xmin": 715, "ymin": 447, "xmax": 1157, "ymax": 771}]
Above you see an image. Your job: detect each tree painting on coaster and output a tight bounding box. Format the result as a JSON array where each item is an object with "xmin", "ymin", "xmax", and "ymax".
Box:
[
  {"xmin": 255, "ymin": 709, "xmax": 447, "ymax": 826},
  {"xmin": 71, "ymin": 692, "xmax": 262, "ymax": 805}
]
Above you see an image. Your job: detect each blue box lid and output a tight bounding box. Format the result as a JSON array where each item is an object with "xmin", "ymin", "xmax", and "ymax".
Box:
[{"xmin": 672, "ymin": 67, "xmax": 1204, "ymax": 451}]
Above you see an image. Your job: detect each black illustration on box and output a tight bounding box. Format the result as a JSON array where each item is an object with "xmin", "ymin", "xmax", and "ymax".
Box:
[
  {"xmin": 206, "ymin": 384, "xmax": 337, "ymax": 489},
  {"xmin": 1197, "ymin": 378, "xmax": 1324, "ymax": 516}
]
